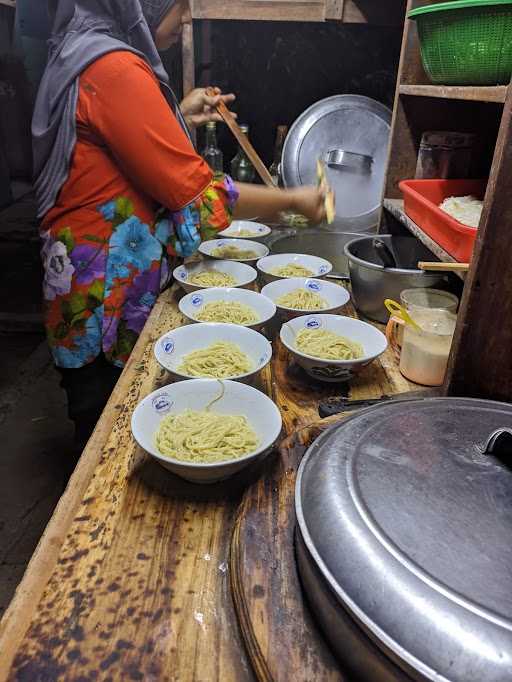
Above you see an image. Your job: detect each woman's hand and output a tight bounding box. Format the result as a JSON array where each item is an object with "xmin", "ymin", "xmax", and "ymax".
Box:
[
  {"xmin": 233, "ymin": 184, "xmax": 329, "ymax": 225},
  {"xmin": 288, "ymin": 186, "xmax": 329, "ymax": 225},
  {"xmin": 180, "ymin": 87, "xmax": 236, "ymax": 129}
]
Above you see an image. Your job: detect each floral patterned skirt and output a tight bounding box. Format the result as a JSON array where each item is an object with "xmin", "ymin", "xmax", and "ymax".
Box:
[
  {"xmin": 42, "ymin": 177, "xmax": 237, "ymax": 369},
  {"xmin": 42, "ymin": 199, "xmax": 176, "ymax": 369}
]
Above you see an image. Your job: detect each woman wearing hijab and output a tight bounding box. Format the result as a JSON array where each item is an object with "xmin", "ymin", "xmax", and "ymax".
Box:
[{"xmin": 33, "ymin": 0, "xmax": 327, "ymax": 447}]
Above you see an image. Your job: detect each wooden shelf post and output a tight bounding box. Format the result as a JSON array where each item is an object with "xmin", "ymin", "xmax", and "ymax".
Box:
[{"xmin": 444, "ymin": 89, "xmax": 512, "ymax": 401}]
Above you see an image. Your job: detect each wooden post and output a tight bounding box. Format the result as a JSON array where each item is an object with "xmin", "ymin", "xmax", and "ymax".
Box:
[
  {"xmin": 444, "ymin": 88, "xmax": 512, "ymax": 401},
  {"xmin": 182, "ymin": 21, "xmax": 195, "ymax": 97},
  {"xmin": 181, "ymin": 20, "xmax": 196, "ymax": 145},
  {"xmin": 324, "ymin": 0, "xmax": 344, "ymax": 21}
]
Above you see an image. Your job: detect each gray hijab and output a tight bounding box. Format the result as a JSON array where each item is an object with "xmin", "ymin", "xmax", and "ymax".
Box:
[{"xmin": 32, "ymin": 0, "xmax": 185, "ymax": 218}]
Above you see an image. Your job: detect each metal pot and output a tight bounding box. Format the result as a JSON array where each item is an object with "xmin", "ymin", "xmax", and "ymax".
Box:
[
  {"xmin": 344, "ymin": 235, "xmax": 444, "ymax": 323},
  {"xmin": 268, "ymin": 229, "xmax": 368, "ymax": 279},
  {"xmin": 281, "ymin": 95, "xmax": 391, "ymax": 233},
  {"xmin": 296, "ymin": 397, "xmax": 512, "ymax": 681}
]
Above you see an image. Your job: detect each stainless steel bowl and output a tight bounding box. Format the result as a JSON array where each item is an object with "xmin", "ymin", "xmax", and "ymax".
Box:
[
  {"xmin": 344, "ymin": 235, "xmax": 444, "ymax": 323},
  {"xmin": 268, "ymin": 229, "xmax": 368, "ymax": 279}
]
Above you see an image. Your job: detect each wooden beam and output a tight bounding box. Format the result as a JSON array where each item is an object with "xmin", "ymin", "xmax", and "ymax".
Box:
[
  {"xmin": 191, "ymin": 1, "xmax": 325, "ymax": 22},
  {"xmin": 400, "ymin": 84, "xmax": 508, "ymax": 104},
  {"xmin": 191, "ymin": 0, "xmax": 405, "ymax": 24},
  {"xmin": 324, "ymin": 0, "xmax": 344, "ymax": 21},
  {"xmin": 444, "ymin": 89, "xmax": 512, "ymax": 401}
]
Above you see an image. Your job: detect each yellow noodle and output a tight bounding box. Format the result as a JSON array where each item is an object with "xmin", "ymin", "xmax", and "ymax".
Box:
[
  {"xmin": 155, "ymin": 409, "xmax": 258, "ymax": 463},
  {"xmin": 188, "ymin": 270, "xmax": 236, "ymax": 287},
  {"xmin": 196, "ymin": 300, "xmax": 259, "ymax": 326},
  {"xmin": 276, "ymin": 288, "xmax": 328, "ymax": 310},
  {"xmin": 271, "ymin": 264, "xmax": 314, "ymax": 278},
  {"xmin": 211, "ymin": 245, "xmax": 258, "ymax": 259},
  {"xmin": 236, "ymin": 229, "xmax": 259, "ymax": 237},
  {"xmin": 178, "ymin": 341, "xmax": 252, "ymax": 378},
  {"xmin": 296, "ymin": 328, "xmax": 364, "ymax": 360}
]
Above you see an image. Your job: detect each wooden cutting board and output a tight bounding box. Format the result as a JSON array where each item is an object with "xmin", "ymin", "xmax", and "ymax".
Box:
[
  {"xmin": 231, "ymin": 418, "xmax": 345, "ymax": 682},
  {"xmin": 229, "ymin": 313, "xmax": 414, "ymax": 682}
]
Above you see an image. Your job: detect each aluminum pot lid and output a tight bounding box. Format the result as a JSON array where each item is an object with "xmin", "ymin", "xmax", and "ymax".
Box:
[
  {"xmin": 296, "ymin": 397, "xmax": 512, "ymax": 681},
  {"xmin": 281, "ymin": 95, "xmax": 391, "ymax": 232}
]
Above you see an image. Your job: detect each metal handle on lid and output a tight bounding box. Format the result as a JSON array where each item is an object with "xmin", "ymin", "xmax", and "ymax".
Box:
[
  {"xmin": 479, "ymin": 428, "xmax": 512, "ymax": 460},
  {"xmin": 325, "ymin": 149, "xmax": 373, "ymax": 173}
]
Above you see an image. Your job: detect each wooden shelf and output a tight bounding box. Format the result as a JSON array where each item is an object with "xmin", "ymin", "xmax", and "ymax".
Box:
[
  {"xmin": 191, "ymin": 0, "xmax": 405, "ymax": 24},
  {"xmin": 400, "ymin": 84, "xmax": 508, "ymax": 104},
  {"xmin": 383, "ymin": 198, "xmax": 466, "ymax": 280}
]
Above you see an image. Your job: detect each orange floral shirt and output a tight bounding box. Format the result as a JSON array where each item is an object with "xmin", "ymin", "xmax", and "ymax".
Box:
[{"xmin": 40, "ymin": 51, "xmax": 237, "ymax": 368}]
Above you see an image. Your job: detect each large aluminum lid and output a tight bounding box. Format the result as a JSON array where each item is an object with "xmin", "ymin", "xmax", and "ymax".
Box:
[
  {"xmin": 281, "ymin": 95, "xmax": 391, "ymax": 232},
  {"xmin": 296, "ymin": 398, "xmax": 512, "ymax": 681}
]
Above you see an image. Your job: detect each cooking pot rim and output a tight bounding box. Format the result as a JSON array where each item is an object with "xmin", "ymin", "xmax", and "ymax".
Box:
[{"xmin": 344, "ymin": 235, "xmax": 435, "ymax": 276}]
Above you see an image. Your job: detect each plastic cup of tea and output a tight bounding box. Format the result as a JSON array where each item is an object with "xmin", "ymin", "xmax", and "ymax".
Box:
[
  {"xmin": 393, "ymin": 288, "xmax": 459, "ymax": 347},
  {"xmin": 387, "ymin": 307, "xmax": 457, "ymax": 386}
]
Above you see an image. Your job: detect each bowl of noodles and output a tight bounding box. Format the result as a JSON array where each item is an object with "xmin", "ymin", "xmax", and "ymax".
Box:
[
  {"xmin": 261, "ymin": 277, "xmax": 350, "ymax": 320},
  {"xmin": 280, "ymin": 314, "xmax": 387, "ymax": 382},
  {"xmin": 173, "ymin": 260, "xmax": 257, "ymax": 294},
  {"xmin": 256, "ymin": 253, "xmax": 332, "ymax": 285},
  {"xmin": 131, "ymin": 379, "xmax": 282, "ymax": 484},
  {"xmin": 154, "ymin": 323, "xmax": 272, "ymax": 383},
  {"xmin": 218, "ymin": 220, "xmax": 271, "ymax": 241},
  {"xmin": 199, "ymin": 238, "xmax": 269, "ymax": 263},
  {"xmin": 179, "ymin": 287, "xmax": 276, "ymax": 331}
]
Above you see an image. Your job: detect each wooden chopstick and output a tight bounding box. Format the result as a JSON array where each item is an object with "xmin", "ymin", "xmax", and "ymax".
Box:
[
  {"xmin": 418, "ymin": 261, "xmax": 470, "ymax": 272},
  {"xmin": 206, "ymin": 88, "xmax": 276, "ymax": 188}
]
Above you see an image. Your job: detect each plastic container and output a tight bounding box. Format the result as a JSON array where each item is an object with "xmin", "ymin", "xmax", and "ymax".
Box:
[
  {"xmin": 415, "ymin": 131, "xmax": 475, "ymax": 179},
  {"xmin": 399, "ymin": 178, "xmax": 486, "ymax": 262},
  {"xmin": 396, "ymin": 288, "xmax": 459, "ymax": 345},
  {"xmin": 386, "ymin": 308, "xmax": 457, "ymax": 386},
  {"xmin": 409, "ymin": 0, "xmax": 512, "ymax": 85}
]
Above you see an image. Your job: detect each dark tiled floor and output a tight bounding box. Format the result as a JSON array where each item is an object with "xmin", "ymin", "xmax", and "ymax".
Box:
[{"xmin": 0, "ymin": 195, "xmax": 75, "ymax": 616}]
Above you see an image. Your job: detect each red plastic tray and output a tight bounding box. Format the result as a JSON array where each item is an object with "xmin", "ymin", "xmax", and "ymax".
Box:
[{"xmin": 399, "ymin": 179, "xmax": 487, "ymax": 262}]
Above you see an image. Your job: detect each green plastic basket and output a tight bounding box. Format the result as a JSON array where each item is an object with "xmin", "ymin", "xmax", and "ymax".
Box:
[{"xmin": 409, "ymin": 0, "xmax": 512, "ymax": 85}]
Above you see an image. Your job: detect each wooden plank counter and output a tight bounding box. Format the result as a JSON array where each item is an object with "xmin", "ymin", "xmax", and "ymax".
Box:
[{"xmin": 0, "ymin": 284, "xmax": 414, "ymax": 681}]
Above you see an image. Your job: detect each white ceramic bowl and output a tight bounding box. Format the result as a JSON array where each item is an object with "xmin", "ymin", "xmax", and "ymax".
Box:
[
  {"xmin": 280, "ymin": 314, "xmax": 387, "ymax": 383},
  {"xmin": 199, "ymin": 238, "xmax": 269, "ymax": 263},
  {"xmin": 131, "ymin": 379, "xmax": 282, "ymax": 484},
  {"xmin": 179, "ymin": 287, "xmax": 276, "ymax": 331},
  {"xmin": 218, "ymin": 220, "xmax": 271, "ymax": 240},
  {"xmin": 261, "ymin": 277, "xmax": 350, "ymax": 320},
  {"xmin": 154, "ymin": 323, "xmax": 272, "ymax": 382},
  {"xmin": 173, "ymin": 260, "xmax": 257, "ymax": 294},
  {"xmin": 257, "ymin": 253, "xmax": 332, "ymax": 285}
]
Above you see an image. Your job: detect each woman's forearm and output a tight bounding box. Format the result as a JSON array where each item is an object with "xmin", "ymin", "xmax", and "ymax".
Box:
[{"xmin": 233, "ymin": 183, "xmax": 296, "ymax": 221}]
